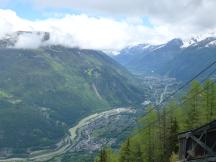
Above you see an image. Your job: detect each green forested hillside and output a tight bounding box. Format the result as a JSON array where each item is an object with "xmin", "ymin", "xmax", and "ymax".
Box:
[
  {"xmin": 95, "ymin": 80, "xmax": 216, "ymax": 162},
  {"xmin": 0, "ymin": 46, "xmax": 145, "ymax": 154}
]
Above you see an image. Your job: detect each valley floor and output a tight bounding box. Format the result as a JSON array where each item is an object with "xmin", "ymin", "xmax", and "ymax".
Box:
[{"xmin": 0, "ymin": 108, "xmax": 136, "ymax": 162}]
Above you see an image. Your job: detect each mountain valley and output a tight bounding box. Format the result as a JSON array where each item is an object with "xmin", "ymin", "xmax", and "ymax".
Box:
[{"xmin": 114, "ymin": 37, "xmax": 216, "ymax": 81}]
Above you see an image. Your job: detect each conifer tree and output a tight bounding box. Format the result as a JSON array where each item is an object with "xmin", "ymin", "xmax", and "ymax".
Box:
[
  {"xmin": 95, "ymin": 80, "xmax": 216, "ymax": 162},
  {"xmin": 183, "ymin": 81, "xmax": 202, "ymax": 129},
  {"xmin": 134, "ymin": 144, "xmax": 143, "ymax": 162},
  {"xmin": 203, "ymin": 80, "xmax": 216, "ymax": 122},
  {"xmin": 119, "ymin": 138, "xmax": 132, "ymax": 162}
]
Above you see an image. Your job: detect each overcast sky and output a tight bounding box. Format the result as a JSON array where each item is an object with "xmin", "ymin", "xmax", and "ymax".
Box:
[{"xmin": 0, "ymin": 0, "xmax": 216, "ymax": 51}]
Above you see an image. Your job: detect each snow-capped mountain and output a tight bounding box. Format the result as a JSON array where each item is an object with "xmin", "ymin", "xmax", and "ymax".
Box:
[
  {"xmin": 181, "ymin": 37, "xmax": 199, "ymax": 48},
  {"xmin": 182, "ymin": 37, "xmax": 216, "ymax": 48},
  {"xmin": 114, "ymin": 36, "xmax": 216, "ymax": 81}
]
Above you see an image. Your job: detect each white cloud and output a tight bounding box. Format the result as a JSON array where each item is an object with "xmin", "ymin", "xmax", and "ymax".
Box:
[
  {"xmin": 0, "ymin": 2, "xmax": 216, "ymax": 51},
  {"xmin": 0, "ymin": 9, "xmax": 34, "ymax": 32},
  {"xmin": 30, "ymin": 0, "xmax": 216, "ymax": 39},
  {"xmin": 14, "ymin": 33, "xmax": 43, "ymax": 49},
  {"xmin": 31, "ymin": 0, "xmax": 216, "ymax": 28},
  {"xmin": 0, "ymin": 9, "xmax": 174, "ymax": 50}
]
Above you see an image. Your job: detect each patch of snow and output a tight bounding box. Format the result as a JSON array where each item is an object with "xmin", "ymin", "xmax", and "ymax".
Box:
[
  {"xmin": 181, "ymin": 38, "xmax": 198, "ymax": 48},
  {"xmin": 142, "ymin": 44, "xmax": 151, "ymax": 49},
  {"xmin": 205, "ymin": 40, "xmax": 216, "ymax": 47},
  {"xmin": 181, "ymin": 33, "xmax": 216, "ymax": 48},
  {"xmin": 111, "ymin": 51, "xmax": 120, "ymax": 55},
  {"xmin": 151, "ymin": 44, "xmax": 166, "ymax": 51}
]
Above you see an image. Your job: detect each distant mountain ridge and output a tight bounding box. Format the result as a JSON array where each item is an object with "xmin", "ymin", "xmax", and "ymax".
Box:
[{"xmin": 114, "ymin": 37, "xmax": 216, "ymax": 81}]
